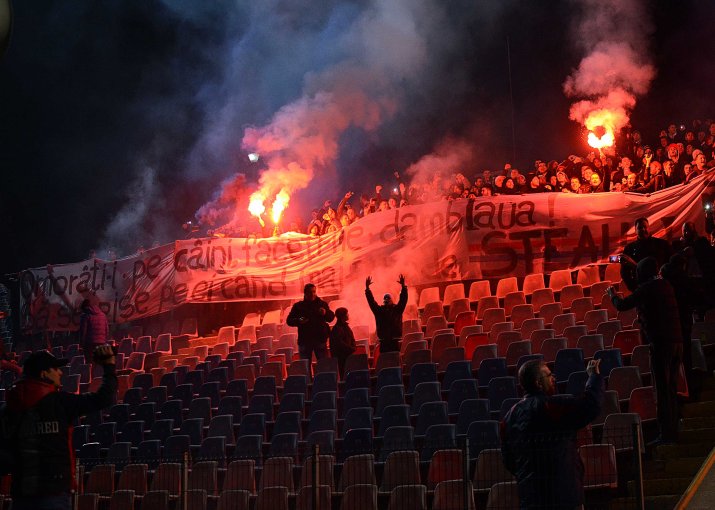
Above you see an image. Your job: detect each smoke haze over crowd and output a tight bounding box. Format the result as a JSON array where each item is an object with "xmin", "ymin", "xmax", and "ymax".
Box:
[{"xmin": 0, "ymin": 0, "xmax": 713, "ymax": 273}]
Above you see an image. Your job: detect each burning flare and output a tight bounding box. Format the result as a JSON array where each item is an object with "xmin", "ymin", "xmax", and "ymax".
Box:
[
  {"xmin": 248, "ymin": 191, "xmax": 266, "ymax": 227},
  {"xmin": 585, "ymin": 110, "xmax": 617, "ymax": 149},
  {"xmin": 271, "ymin": 189, "xmax": 289, "ymax": 224}
]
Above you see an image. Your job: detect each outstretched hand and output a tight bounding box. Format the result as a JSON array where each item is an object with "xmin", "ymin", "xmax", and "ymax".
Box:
[
  {"xmin": 398, "ymin": 274, "xmax": 406, "ymax": 286},
  {"xmin": 586, "ymin": 359, "xmax": 601, "ymax": 376},
  {"xmin": 365, "ymin": 276, "xmax": 373, "ymax": 289}
]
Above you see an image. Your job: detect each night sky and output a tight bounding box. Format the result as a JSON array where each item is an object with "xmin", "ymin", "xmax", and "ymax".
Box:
[{"xmin": 0, "ymin": 0, "xmax": 713, "ymax": 275}]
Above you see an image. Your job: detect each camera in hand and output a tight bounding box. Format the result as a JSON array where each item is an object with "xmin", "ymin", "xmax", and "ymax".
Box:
[
  {"xmin": 608, "ymin": 254, "xmax": 621, "ymax": 263},
  {"xmin": 93, "ymin": 345, "xmax": 118, "ymax": 363}
]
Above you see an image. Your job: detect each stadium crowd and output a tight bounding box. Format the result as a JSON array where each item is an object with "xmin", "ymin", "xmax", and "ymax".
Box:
[{"xmin": 303, "ymin": 120, "xmax": 715, "ymax": 237}]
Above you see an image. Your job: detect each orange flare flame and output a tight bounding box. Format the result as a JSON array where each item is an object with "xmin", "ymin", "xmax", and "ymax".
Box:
[
  {"xmin": 271, "ymin": 189, "xmax": 289, "ymax": 224},
  {"xmin": 248, "ymin": 192, "xmax": 266, "ymax": 227},
  {"xmin": 584, "ymin": 110, "xmax": 617, "ymax": 149}
]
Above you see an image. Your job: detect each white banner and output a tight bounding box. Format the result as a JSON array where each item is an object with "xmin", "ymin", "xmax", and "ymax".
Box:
[{"xmin": 19, "ymin": 171, "xmax": 715, "ymax": 331}]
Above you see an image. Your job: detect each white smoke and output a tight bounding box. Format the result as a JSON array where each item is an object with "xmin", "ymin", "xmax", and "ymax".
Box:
[{"xmin": 564, "ymin": 0, "xmax": 656, "ymax": 134}]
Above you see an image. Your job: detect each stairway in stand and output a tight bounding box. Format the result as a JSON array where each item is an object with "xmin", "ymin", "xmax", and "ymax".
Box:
[{"xmin": 641, "ymin": 384, "xmax": 715, "ymax": 509}]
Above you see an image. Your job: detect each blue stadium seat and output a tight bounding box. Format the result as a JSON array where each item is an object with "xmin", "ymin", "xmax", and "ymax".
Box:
[
  {"xmin": 594, "ymin": 348, "xmax": 623, "ymax": 377},
  {"xmin": 72, "ymin": 424, "xmax": 91, "ymax": 450},
  {"xmin": 554, "ymin": 348, "xmax": 585, "ymax": 384},
  {"xmin": 268, "ymin": 432, "xmax": 299, "ymax": 459},
  {"xmin": 375, "ymin": 385, "xmax": 405, "ymax": 418},
  {"xmin": 253, "ymin": 376, "xmax": 277, "ymax": 398},
  {"xmin": 342, "ymin": 388, "xmax": 370, "ymax": 418},
  {"xmin": 414, "ymin": 401, "xmax": 449, "ymax": 437},
  {"xmin": 456, "ymin": 399, "xmax": 491, "ymax": 435},
  {"xmin": 466, "ymin": 420, "xmax": 500, "ymax": 459},
  {"xmin": 159, "ymin": 399, "xmax": 183, "ymax": 427},
  {"xmin": 207, "ymin": 367, "xmax": 229, "ymax": 390},
  {"xmin": 420, "ymin": 424, "xmax": 456, "ymax": 461},
  {"xmin": 307, "ymin": 409, "xmax": 337, "ymax": 436},
  {"xmin": 180, "ymin": 418, "xmax": 205, "ymax": 446},
  {"xmin": 272, "ymin": 411, "xmax": 302, "ymax": 438},
  {"xmin": 217, "ymin": 396, "xmax": 243, "ymax": 423},
  {"xmin": 233, "ymin": 434, "xmax": 263, "ymax": 466},
  {"xmin": 377, "ymin": 404, "xmax": 410, "ymax": 438},
  {"xmin": 442, "ymin": 361, "xmax": 473, "ymax": 391},
  {"xmin": 172, "ymin": 384, "xmax": 194, "ymax": 409},
  {"xmin": 78, "ymin": 442, "xmax": 101, "ymax": 466},
  {"xmin": 132, "ymin": 373, "xmax": 154, "ymax": 396},
  {"xmin": 477, "ymin": 358, "xmax": 508, "ymax": 389},
  {"xmin": 311, "ymin": 372, "xmax": 338, "ymax": 396},
  {"xmin": 447, "ymin": 379, "xmax": 479, "ymax": 415},
  {"xmin": 145, "ymin": 386, "xmax": 168, "ymax": 407},
  {"xmin": 198, "ymin": 436, "xmax": 226, "ymax": 464},
  {"xmin": 150, "ymin": 418, "xmax": 174, "ymax": 443},
  {"xmin": 122, "ymin": 387, "xmax": 143, "ymax": 412},
  {"xmin": 342, "ymin": 407, "xmax": 373, "ymax": 438},
  {"xmin": 135, "ymin": 402, "xmax": 156, "ymax": 428},
  {"xmin": 208, "ymin": 414, "xmax": 235, "ymax": 445},
  {"xmin": 159, "ymin": 372, "xmax": 178, "ymax": 395},
  {"xmin": 277, "ymin": 393, "xmax": 304, "ymax": 416},
  {"xmin": 94, "ymin": 422, "xmax": 117, "ymax": 449},
  {"xmin": 107, "ymin": 441, "xmax": 131, "ymax": 468},
  {"xmin": 283, "ymin": 375, "xmax": 308, "ymax": 396},
  {"xmin": 309, "ymin": 391, "xmax": 336, "ymax": 418},
  {"xmin": 565, "ymin": 370, "xmax": 590, "ymax": 396},
  {"xmin": 136, "ymin": 439, "xmax": 161, "ymax": 469},
  {"xmin": 161, "ymin": 434, "xmax": 191, "ymax": 462},
  {"xmin": 238, "ymin": 413, "xmax": 266, "ymax": 439},
  {"xmin": 379, "ymin": 426, "xmax": 415, "ymax": 462},
  {"xmin": 184, "ymin": 370, "xmax": 205, "ymax": 393},
  {"xmin": 375, "ymin": 367, "xmax": 403, "ymax": 394},
  {"xmin": 339, "ymin": 428, "xmax": 373, "ymax": 462},
  {"xmin": 498, "ymin": 397, "xmax": 521, "ymax": 420},
  {"xmin": 306, "ymin": 430, "xmax": 335, "ymax": 455},
  {"xmin": 247, "ymin": 394, "xmax": 274, "ymax": 422},
  {"xmin": 407, "ymin": 363, "xmax": 438, "ymax": 394},
  {"xmin": 107, "ymin": 404, "xmax": 130, "ymax": 427},
  {"xmin": 343, "ymin": 369, "xmax": 371, "ymax": 394},
  {"xmin": 187, "ymin": 397, "xmax": 212, "ymax": 423},
  {"xmin": 226, "ymin": 379, "xmax": 248, "ymax": 402},
  {"xmin": 410, "ymin": 381, "xmax": 442, "ymax": 416},
  {"xmin": 198, "ymin": 381, "xmax": 221, "ymax": 407},
  {"xmin": 487, "ymin": 376, "xmax": 518, "ymax": 412}
]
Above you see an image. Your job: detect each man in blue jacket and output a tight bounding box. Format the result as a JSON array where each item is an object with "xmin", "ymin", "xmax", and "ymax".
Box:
[{"xmin": 501, "ymin": 358, "xmax": 603, "ymax": 509}]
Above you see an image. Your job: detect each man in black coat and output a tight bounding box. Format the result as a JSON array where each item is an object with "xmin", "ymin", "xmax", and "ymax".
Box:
[
  {"xmin": 620, "ymin": 217, "xmax": 672, "ymax": 292},
  {"xmin": 608, "ymin": 257, "xmax": 683, "ymax": 443},
  {"xmin": 286, "ymin": 283, "xmax": 335, "ymax": 363},
  {"xmin": 365, "ymin": 274, "xmax": 408, "ymax": 353},
  {"xmin": 1, "ymin": 345, "xmax": 117, "ymax": 510},
  {"xmin": 501, "ymin": 358, "xmax": 603, "ymax": 509}
]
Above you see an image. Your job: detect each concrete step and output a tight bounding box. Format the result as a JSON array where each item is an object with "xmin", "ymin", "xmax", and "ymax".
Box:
[
  {"xmin": 681, "ymin": 416, "xmax": 715, "ymax": 430},
  {"xmin": 677, "ymin": 427, "xmax": 715, "ymax": 444},
  {"xmin": 639, "ymin": 477, "xmax": 692, "ymax": 496},
  {"xmin": 608, "ymin": 497, "xmax": 639, "ymax": 509},
  {"xmin": 681, "ymin": 400, "xmax": 715, "ymax": 418},
  {"xmin": 644, "ymin": 456, "xmax": 706, "ymax": 478},
  {"xmin": 653, "ymin": 442, "xmax": 715, "ymax": 460},
  {"xmin": 644, "ymin": 494, "xmax": 682, "ymax": 510},
  {"xmin": 695, "ymin": 388, "xmax": 715, "ymax": 401}
]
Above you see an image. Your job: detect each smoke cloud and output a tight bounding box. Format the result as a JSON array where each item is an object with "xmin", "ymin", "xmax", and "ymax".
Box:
[{"xmin": 564, "ymin": 0, "xmax": 656, "ymax": 135}]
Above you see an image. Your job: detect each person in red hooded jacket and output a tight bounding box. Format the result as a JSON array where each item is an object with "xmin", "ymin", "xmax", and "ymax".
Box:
[
  {"xmin": 0, "ymin": 346, "xmax": 116, "ymax": 510},
  {"xmin": 78, "ymin": 298, "xmax": 109, "ymax": 363}
]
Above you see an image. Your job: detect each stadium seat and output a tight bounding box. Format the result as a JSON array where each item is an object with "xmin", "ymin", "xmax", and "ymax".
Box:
[
  {"xmin": 456, "ymin": 399, "xmax": 490, "ymax": 435},
  {"xmin": 608, "ymin": 366, "xmax": 643, "ymax": 404},
  {"xmin": 376, "ymin": 384, "xmax": 406, "ymax": 418},
  {"xmin": 538, "ymin": 302, "xmax": 563, "ymax": 326},
  {"xmin": 442, "ymin": 361, "xmax": 473, "ymax": 391},
  {"xmin": 580, "ymin": 443, "xmax": 618, "ymax": 489},
  {"xmin": 612, "ymin": 329, "xmax": 641, "ymax": 357},
  {"xmin": 576, "ymin": 334, "xmax": 604, "ymax": 360},
  {"xmin": 486, "ymin": 376, "xmax": 517, "ymax": 412},
  {"xmin": 378, "ymin": 404, "xmax": 411, "ymax": 437},
  {"xmin": 337, "ymin": 454, "xmax": 376, "ymax": 489},
  {"xmin": 473, "ymin": 449, "xmax": 515, "ymax": 492},
  {"xmin": 593, "ymin": 348, "xmax": 623, "ymax": 377},
  {"xmin": 379, "ymin": 426, "xmax": 415, "ymax": 463},
  {"xmin": 510, "ymin": 303, "xmax": 534, "ymax": 329},
  {"xmin": 477, "ymin": 357, "xmax": 507, "ymax": 389},
  {"xmin": 467, "ymin": 420, "xmax": 501, "ymax": 458},
  {"xmin": 381, "ymin": 451, "xmax": 422, "ymax": 492},
  {"xmin": 427, "ymin": 449, "xmax": 463, "ymax": 489},
  {"xmin": 476, "ymin": 296, "xmax": 500, "ymax": 321},
  {"xmin": 503, "ymin": 291, "xmax": 526, "ymax": 317},
  {"xmin": 447, "ymin": 298, "xmax": 471, "ymax": 323},
  {"xmin": 596, "ymin": 319, "xmax": 622, "ymax": 347},
  {"xmin": 548, "ymin": 269, "xmax": 573, "ymax": 292},
  {"xmin": 554, "ymin": 348, "xmax": 585, "ymax": 384},
  {"xmin": 414, "ymin": 401, "xmax": 449, "ymax": 437},
  {"xmin": 433, "ymin": 480, "xmax": 475, "ymax": 510}
]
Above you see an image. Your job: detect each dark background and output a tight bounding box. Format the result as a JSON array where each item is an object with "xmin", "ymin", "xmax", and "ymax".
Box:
[{"xmin": 0, "ymin": 0, "xmax": 713, "ymax": 274}]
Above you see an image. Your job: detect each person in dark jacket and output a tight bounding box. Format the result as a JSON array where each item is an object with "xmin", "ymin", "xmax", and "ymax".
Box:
[
  {"xmin": 365, "ymin": 274, "xmax": 408, "ymax": 353},
  {"xmin": 0, "ymin": 345, "xmax": 117, "ymax": 510},
  {"xmin": 286, "ymin": 283, "xmax": 335, "ymax": 364},
  {"xmin": 78, "ymin": 299, "xmax": 109, "ymax": 363},
  {"xmin": 501, "ymin": 358, "xmax": 603, "ymax": 509},
  {"xmin": 620, "ymin": 217, "xmax": 672, "ymax": 292},
  {"xmin": 608, "ymin": 257, "xmax": 683, "ymax": 444},
  {"xmin": 329, "ymin": 307, "xmax": 356, "ymax": 377}
]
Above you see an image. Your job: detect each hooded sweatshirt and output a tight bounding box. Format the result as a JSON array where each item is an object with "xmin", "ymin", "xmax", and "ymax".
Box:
[{"xmin": 79, "ymin": 304, "xmax": 109, "ymax": 346}]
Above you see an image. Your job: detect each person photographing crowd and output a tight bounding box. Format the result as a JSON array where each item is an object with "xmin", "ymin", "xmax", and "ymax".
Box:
[
  {"xmin": 501, "ymin": 358, "xmax": 603, "ymax": 509},
  {"xmin": 0, "ymin": 345, "xmax": 117, "ymax": 510}
]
